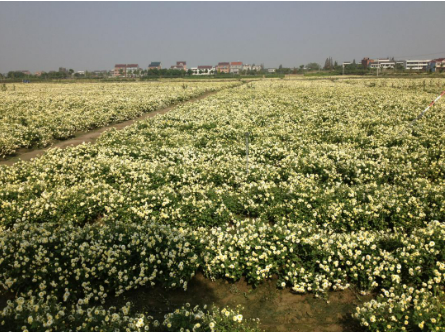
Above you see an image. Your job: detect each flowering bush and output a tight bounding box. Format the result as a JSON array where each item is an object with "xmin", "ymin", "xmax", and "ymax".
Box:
[
  {"xmin": 0, "ymin": 222, "xmax": 199, "ymax": 303},
  {"xmin": 1, "ymin": 294, "xmax": 151, "ymax": 332},
  {"xmin": 1, "ymin": 296, "xmax": 260, "ymax": 332},
  {"xmin": 355, "ymin": 288, "xmax": 445, "ymax": 331},
  {"xmin": 162, "ymin": 303, "xmax": 261, "ymax": 332}
]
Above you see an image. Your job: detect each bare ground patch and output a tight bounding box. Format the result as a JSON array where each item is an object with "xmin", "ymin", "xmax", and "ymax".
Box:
[{"xmin": 108, "ymin": 272, "xmax": 373, "ymax": 332}]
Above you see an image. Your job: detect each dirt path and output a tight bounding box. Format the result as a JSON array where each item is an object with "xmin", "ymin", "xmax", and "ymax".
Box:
[{"xmin": 0, "ymin": 89, "xmax": 223, "ymax": 166}]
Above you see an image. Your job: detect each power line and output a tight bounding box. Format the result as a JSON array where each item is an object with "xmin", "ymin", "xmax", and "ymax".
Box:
[
  {"xmin": 367, "ymin": 52, "xmax": 445, "ymax": 60},
  {"xmin": 392, "ymin": 51, "xmax": 445, "ymax": 59}
]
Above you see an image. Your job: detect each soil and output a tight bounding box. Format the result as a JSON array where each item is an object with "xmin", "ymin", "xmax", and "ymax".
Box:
[
  {"xmin": 0, "ymin": 89, "xmax": 224, "ymax": 166},
  {"xmin": 108, "ymin": 272, "xmax": 372, "ymax": 332}
]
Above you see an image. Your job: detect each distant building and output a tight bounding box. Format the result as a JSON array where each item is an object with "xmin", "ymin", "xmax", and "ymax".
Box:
[
  {"xmin": 114, "ymin": 64, "xmax": 127, "ymax": 77},
  {"xmin": 230, "ymin": 61, "xmax": 243, "ymax": 74},
  {"xmin": 192, "ymin": 66, "xmax": 216, "ymax": 75},
  {"xmin": 217, "ymin": 62, "xmax": 230, "ymax": 73},
  {"xmin": 427, "ymin": 58, "xmax": 445, "ymax": 72},
  {"xmin": 148, "ymin": 62, "xmax": 162, "ymax": 70},
  {"xmin": 369, "ymin": 59, "xmax": 396, "ymax": 69},
  {"xmin": 403, "ymin": 59, "xmax": 431, "ymax": 71},
  {"xmin": 366, "ymin": 58, "xmax": 404, "ymax": 69},
  {"xmin": 126, "ymin": 64, "xmax": 139, "ymax": 76},
  {"xmin": 242, "ymin": 64, "xmax": 252, "ymax": 71},
  {"xmin": 34, "ymin": 71, "xmax": 46, "ymax": 76},
  {"xmin": 241, "ymin": 64, "xmax": 261, "ymax": 72},
  {"xmin": 361, "ymin": 58, "xmax": 371, "ymax": 69},
  {"xmin": 59, "ymin": 67, "xmax": 67, "ymax": 73},
  {"xmin": 267, "ymin": 68, "xmax": 276, "ymax": 73},
  {"xmin": 170, "ymin": 61, "xmax": 187, "ymax": 70},
  {"xmin": 113, "ymin": 64, "xmax": 139, "ymax": 77}
]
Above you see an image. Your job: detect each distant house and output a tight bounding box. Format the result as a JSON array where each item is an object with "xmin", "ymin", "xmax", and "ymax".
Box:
[
  {"xmin": 242, "ymin": 64, "xmax": 252, "ymax": 71},
  {"xmin": 427, "ymin": 58, "xmax": 445, "ymax": 72},
  {"xmin": 192, "ymin": 65, "xmax": 216, "ymax": 75},
  {"xmin": 217, "ymin": 62, "xmax": 230, "ymax": 73},
  {"xmin": 148, "ymin": 62, "xmax": 162, "ymax": 70},
  {"xmin": 114, "ymin": 64, "xmax": 127, "ymax": 77},
  {"xmin": 361, "ymin": 58, "xmax": 371, "ymax": 69},
  {"xmin": 34, "ymin": 71, "xmax": 46, "ymax": 77},
  {"xmin": 251, "ymin": 65, "xmax": 262, "ymax": 71},
  {"xmin": 267, "ymin": 68, "xmax": 276, "ymax": 73},
  {"xmin": 170, "ymin": 61, "xmax": 187, "ymax": 70},
  {"xmin": 114, "ymin": 64, "xmax": 139, "ymax": 77},
  {"xmin": 230, "ymin": 61, "xmax": 243, "ymax": 74},
  {"xmin": 126, "ymin": 64, "xmax": 139, "ymax": 76},
  {"xmin": 242, "ymin": 64, "xmax": 262, "ymax": 72}
]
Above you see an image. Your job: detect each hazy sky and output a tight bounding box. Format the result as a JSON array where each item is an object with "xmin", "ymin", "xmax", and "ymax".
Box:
[{"xmin": 1, "ymin": 2, "xmax": 445, "ymax": 73}]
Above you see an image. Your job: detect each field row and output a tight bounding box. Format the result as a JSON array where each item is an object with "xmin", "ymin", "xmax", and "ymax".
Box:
[{"xmin": 0, "ymin": 82, "xmax": 238, "ymax": 157}]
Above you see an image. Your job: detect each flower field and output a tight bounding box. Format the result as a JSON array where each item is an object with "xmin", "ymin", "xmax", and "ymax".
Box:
[
  {"xmin": 0, "ymin": 78, "xmax": 444, "ymax": 331},
  {"xmin": 0, "ymin": 82, "xmax": 238, "ymax": 157}
]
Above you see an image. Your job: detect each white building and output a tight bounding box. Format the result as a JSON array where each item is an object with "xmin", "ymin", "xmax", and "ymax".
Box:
[
  {"xmin": 242, "ymin": 64, "xmax": 262, "ymax": 72},
  {"xmin": 230, "ymin": 62, "xmax": 243, "ymax": 74},
  {"xmin": 368, "ymin": 59, "xmax": 400, "ymax": 69},
  {"xmin": 403, "ymin": 60, "xmax": 431, "ymax": 71},
  {"xmin": 191, "ymin": 66, "xmax": 216, "ymax": 75},
  {"xmin": 126, "ymin": 64, "xmax": 139, "ymax": 76}
]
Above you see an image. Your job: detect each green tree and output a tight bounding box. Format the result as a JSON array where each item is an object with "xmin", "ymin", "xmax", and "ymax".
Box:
[{"xmin": 307, "ymin": 62, "xmax": 321, "ymax": 71}]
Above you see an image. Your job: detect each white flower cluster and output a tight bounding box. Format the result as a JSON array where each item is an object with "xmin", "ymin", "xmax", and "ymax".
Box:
[
  {"xmin": 162, "ymin": 303, "xmax": 260, "ymax": 332},
  {"xmin": 0, "ymin": 294, "xmax": 151, "ymax": 331},
  {"xmin": 0, "ymin": 222, "xmax": 198, "ymax": 303},
  {"xmin": 355, "ymin": 286, "xmax": 445, "ymax": 331}
]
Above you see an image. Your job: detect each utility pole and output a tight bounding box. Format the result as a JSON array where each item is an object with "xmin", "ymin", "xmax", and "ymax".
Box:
[
  {"xmin": 377, "ymin": 58, "xmax": 380, "ymax": 77},
  {"xmin": 245, "ymin": 132, "xmax": 250, "ymax": 174}
]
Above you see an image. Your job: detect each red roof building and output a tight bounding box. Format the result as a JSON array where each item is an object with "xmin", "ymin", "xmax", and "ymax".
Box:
[
  {"xmin": 230, "ymin": 61, "xmax": 243, "ymax": 74},
  {"xmin": 217, "ymin": 62, "xmax": 230, "ymax": 73},
  {"xmin": 114, "ymin": 64, "xmax": 127, "ymax": 77}
]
